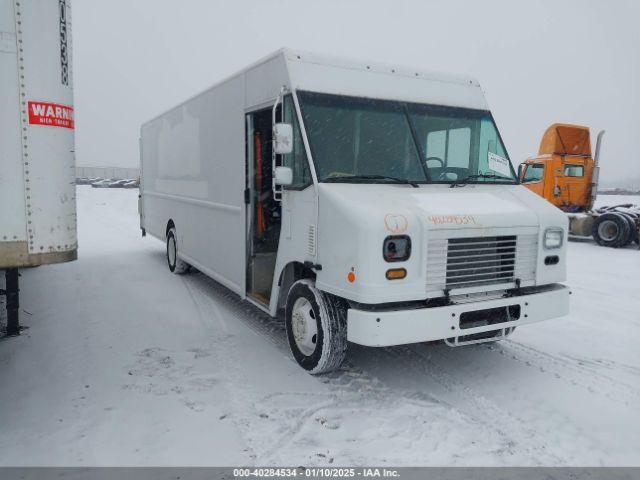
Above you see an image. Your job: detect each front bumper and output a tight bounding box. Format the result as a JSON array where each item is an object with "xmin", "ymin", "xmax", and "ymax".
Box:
[{"xmin": 347, "ymin": 284, "xmax": 570, "ymax": 347}]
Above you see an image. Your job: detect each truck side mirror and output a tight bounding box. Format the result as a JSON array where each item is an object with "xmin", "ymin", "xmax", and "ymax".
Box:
[
  {"xmin": 274, "ymin": 123, "xmax": 293, "ymax": 155},
  {"xmin": 274, "ymin": 166, "xmax": 293, "ymax": 186}
]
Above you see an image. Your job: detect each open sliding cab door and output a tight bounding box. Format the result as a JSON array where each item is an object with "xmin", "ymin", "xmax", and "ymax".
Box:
[
  {"xmin": 245, "ymin": 93, "xmax": 317, "ymax": 313},
  {"xmin": 245, "ymin": 106, "xmax": 281, "ymax": 307}
]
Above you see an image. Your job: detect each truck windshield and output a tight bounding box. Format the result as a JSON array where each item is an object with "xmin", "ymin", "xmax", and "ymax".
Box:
[{"xmin": 297, "ymin": 91, "xmax": 517, "ymax": 185}]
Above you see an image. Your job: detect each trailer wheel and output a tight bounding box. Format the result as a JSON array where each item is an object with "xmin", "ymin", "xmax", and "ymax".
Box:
[
  {"xmin": 592, "ymin": 213, "xmax": 631, "ymax": 248},
  {"xmin": 285, "ymin": 279, "xmax": 348, "ymax": 374},
  {"xmin": 166, "ymin": 228, "xmax": 190, "ymax": 274}
]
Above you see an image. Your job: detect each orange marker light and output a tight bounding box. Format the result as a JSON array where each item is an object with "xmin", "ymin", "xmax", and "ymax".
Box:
[
  {"xmin": 386, "ymin": 268, "xmax": 407, "ymax": 280},
  {"xmin": 347, "ymin": 271, "xmax": 356, "ymax": 283}
]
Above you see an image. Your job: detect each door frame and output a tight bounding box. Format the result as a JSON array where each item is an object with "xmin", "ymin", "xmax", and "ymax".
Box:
[{"xmin": 244, "ymin": 103, "xmax": 282, "ymax": 312}]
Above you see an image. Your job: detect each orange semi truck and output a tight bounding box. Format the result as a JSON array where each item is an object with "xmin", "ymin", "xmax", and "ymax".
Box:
[{"xmin": 519, "ymin": 124, "xmax": 639, "ymax": 248}]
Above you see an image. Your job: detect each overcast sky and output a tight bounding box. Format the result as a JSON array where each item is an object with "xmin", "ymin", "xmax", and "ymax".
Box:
[{"xmin": 72, "ymin": 0, "xmax": 639, "ymax": 185}]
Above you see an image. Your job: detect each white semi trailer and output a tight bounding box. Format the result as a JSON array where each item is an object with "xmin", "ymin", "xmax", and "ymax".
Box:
[
  {"xmin": 0, "ymin": 0, "xmax": 77, "ymax": 335},
  {"xmin": 140, "ymin": 49, "xmax": 569, "ymax": 374}
]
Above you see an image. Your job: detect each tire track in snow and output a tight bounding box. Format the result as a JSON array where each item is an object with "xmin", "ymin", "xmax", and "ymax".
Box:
[
  {"xmin": 499, "ymin": 340, "xmax": 640, "ymax": 406},
  {"xmin": 564, "ymin": 355, "xmax": 640, "ymax": 377},
  {"xmin": 179, "ymin": 273, "xmax": 265, "ymax": 461},
  {"xmin": 182, "ymin": 272, "xmax": 230, "ymax": 334},
  {"xmin": 356, "ymin": 343, "xmax": 567, "ymax": 465}
]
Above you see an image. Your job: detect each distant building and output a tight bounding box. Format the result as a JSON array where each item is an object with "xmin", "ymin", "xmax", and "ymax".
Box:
[
  {"xmin": 76, "ymin": 166, "xmax": 139, "ymax": 180},
  {"xmin": 597, "ymin": 188, "xmax": 640, "ymax": 195}
]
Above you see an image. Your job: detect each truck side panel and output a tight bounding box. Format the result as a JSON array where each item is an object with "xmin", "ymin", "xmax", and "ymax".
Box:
[
  {"xmin": 141, "ymin": 75, "xmax": 247, "ymax": 294},
  {"xmin": 140, "ymin": 54, "xmax": 290, "ymax": 297}
]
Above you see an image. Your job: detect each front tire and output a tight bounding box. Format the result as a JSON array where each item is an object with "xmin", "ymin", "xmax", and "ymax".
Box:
[
  {"xmin": 166, "ymin": 227, "xmax": 190, "ymax": 274},
  {"xmin": 285, "ymin": 279, "xmax": 348, "ymax": 374}
]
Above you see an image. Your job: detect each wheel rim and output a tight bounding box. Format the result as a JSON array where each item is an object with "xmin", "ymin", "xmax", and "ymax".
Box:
[
  {"xmin": 291, "ymin": 297, "xmax": 318, "ymax": 356},
  {"xmin": 598, "ymin": 220, "xmax": 619, "ymax": 242},
  {"xmin": 167, "ymin": 235, "xmax": 176, "ymax": 266}
]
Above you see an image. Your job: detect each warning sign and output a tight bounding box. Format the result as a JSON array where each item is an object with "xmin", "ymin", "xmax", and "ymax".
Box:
[{"xmin": 27, "ymin": 101, "xmax": 74, "ymax": 129}]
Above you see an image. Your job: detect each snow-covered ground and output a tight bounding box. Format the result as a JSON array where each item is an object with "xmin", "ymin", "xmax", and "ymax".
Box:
[{"xmin": 0, "ymin": 188, "xmax": 638, "ymax": 466}]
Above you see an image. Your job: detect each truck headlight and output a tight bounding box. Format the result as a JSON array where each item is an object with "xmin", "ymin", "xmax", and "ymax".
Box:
[
  {"xmin": 383, "ymin": 235, "xmax": 411, "ymax": 262},
  {"xmin": 544, "ymin": 228, "xmax": 563, "ymax": 249}
]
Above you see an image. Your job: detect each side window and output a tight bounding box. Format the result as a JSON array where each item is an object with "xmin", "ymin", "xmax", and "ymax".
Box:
[
  {"xmin": 282, "ymin": 96, "xmax": 312, "ymax": 189},
  {"xmin": 564, "ymin": 165, "xmax": 584, "ymax": 177},
  {"xmin": 523, "ymin": 164, "xmax": 544, "ymax": 183}
]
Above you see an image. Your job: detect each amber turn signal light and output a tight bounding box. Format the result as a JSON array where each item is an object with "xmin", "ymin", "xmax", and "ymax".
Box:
[{"xmin": 385, "ymin": 268, "xmax": 407, "ymax": 280}]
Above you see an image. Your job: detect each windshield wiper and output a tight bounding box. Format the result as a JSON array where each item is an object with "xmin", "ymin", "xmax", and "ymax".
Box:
[
  {"xmin": 449, "ymin": 173, "xmax": 513, "ymax": 188},
  {"xmin": 324, "ymin": 174, "xmax": 420, "ymax": 188}
]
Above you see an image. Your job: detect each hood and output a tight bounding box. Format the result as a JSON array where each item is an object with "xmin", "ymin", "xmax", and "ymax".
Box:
[
  {"xmin": 315, "ymin": 182, "xmax": 567, "ymax": 305},
  {"xmin": 318, "ymin": 183, "xmax": 552, "ymax": 230}
]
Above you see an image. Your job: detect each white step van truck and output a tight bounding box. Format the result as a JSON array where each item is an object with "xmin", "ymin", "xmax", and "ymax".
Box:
[
  {"xmin": 1, "ymin": 0, "xmax": 77, "ymax": 336},
  {"xmin": 140, "ymin": 49, "xmax": 569, "ymax": 373}
]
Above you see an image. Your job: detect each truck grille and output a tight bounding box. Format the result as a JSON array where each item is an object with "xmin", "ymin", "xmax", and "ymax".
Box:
[
  {"xmin": 446, "ymin": 236, "xmax": 517, "ymax": 288},
  {"xmin": 425, "ymin": 233, "xmax": 538, "ymax": 295}
]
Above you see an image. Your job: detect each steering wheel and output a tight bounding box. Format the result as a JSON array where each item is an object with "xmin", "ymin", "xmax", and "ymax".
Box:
[
  {"xmin": 436, "ymin": 167, "xmax": 461, "ymax": 181},
  {"xmin": 424, "ymin": 156, "xmax": 444, "ymax": 168}
]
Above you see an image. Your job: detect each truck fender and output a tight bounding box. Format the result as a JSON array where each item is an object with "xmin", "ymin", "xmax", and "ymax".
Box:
[{"xmin": 276, "ymin": 261, "xmax": 316, "ymax": 312}]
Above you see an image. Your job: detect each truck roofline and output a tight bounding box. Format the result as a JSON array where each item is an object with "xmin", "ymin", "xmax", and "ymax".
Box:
[{"xmin": 141, "ymin": 48, "xmax": 484, "ymax": 129}]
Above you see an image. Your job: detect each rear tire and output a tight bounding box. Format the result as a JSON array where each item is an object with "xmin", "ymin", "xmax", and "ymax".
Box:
[
  {"xmin": 285, "ymin": 279, "xmax": 348, "ymax": 374},
  {"xmin": 592, "ymin": 213, "xmax": 630, "ymax": 248},
  {"xmin": 619, "ymin": 213, "xmax": 638, "ymax": 246},
  {"xmin": 166, "ymin": 228, "xmax": 190, "ymax": 274}
]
